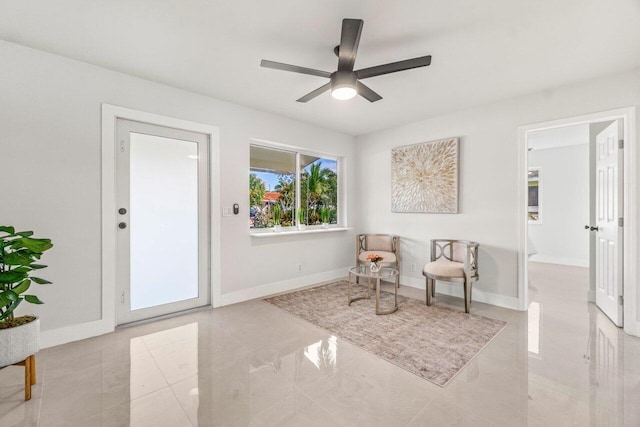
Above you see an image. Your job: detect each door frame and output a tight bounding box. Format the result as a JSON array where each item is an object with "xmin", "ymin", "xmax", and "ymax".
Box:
[
  {"xmin": 517, "ymin": 106, "xmax": 638, "ymax": 336},
  {"xmin": 102, "ymin": 104, "xmax": 221, "ymax": 329}
]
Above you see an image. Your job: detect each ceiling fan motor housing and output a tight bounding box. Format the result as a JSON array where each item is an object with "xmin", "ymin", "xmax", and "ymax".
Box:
[{"xmin": 331, "ymin": 71, "xmax": 357, "ymax": 92}]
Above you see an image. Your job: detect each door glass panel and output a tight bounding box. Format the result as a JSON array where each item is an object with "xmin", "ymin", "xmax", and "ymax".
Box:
[{"xmin": 130, "ymin": 132, "xmax": 199, "ymax": 310}]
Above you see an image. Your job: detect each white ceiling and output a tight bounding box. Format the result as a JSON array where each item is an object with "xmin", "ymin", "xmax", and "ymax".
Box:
[
  {"xmin": 528, "ymin": 123, "xmax": 589, "ymax": 151},
  {"xmin": 1, "ymin": 0, "xmax": 639, "ymax": 136}
]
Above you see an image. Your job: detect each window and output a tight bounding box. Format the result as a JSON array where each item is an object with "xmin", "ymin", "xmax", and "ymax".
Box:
[
  {"xmin": 249, "ymin": 144, "xmax": 339, "ymax": 230},
  {"xmin": 528, "ymin": 168, "xmax": 541, "ymax": 223}
]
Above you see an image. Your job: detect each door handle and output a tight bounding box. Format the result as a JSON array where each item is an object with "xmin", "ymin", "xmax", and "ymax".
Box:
[{"xmin": 584, "ymin": 225, "xmax": 599, "ymax": 231}]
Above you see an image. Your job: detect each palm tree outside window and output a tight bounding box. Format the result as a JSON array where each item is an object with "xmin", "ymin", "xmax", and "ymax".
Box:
[{"xmin": 249, "ymin": 145, "xmax": 339, "ymax": 229}]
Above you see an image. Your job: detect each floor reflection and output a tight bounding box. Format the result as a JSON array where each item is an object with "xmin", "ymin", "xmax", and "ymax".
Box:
[
  {"xmin": 304, "ymin": 335, "xmax": 338, "ymax": 371},
  {"xmin": 129, "ymin": 322, "xmax": 198, "ymax": 425},
  {"xmin": 527, "ymin": 261, "xmax": 640, "ymax": 426}
]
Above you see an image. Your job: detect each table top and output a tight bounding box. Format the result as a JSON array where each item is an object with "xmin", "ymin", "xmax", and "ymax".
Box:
[{"xmin": 349, "ymin": 266, "xmax": 399, "ymax": 279}]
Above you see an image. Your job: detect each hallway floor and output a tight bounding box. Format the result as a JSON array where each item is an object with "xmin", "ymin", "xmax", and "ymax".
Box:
[{"xmin": 1, "ymin": 263, "xmax": 639, "ymax": 426}]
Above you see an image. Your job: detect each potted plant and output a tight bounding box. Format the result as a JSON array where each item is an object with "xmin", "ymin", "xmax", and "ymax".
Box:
[
  {"xmin": 272, "ymin": 204, "xmax": 282, "ymax": 232},
  {"xmin": 297, "ymin": 208, "xmax": 306, "ymax": 231},
  {"xmin": 0, "ymin": 226, "xmax": 53, "ymax": 371},
  {"xmin": 320, "ymin": 207, "xmax": 330, "ymax": 228}
]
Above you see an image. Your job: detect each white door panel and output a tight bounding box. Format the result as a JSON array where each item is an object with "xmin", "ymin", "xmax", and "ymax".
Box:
[
  {"xmin": 116, "ymin": 119, "xmax": 209, "ymax": 325},
  {"xmin": 595, "ymin": 121, "xmax": 623, "ymax": 326}
]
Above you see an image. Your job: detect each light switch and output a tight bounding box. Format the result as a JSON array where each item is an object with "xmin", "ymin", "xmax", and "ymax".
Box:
[{"xmin": 222, "ymin": 206, "xmax": 233, "ymax": 217}]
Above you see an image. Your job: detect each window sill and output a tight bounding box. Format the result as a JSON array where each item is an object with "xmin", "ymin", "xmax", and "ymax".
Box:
[{"xmin": 250, "ymin": 227, "xmax": 352, "ymax": 238}]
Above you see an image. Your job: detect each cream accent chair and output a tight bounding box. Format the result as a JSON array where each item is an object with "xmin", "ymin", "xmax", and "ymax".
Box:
[
  {"xmin": 422, "ymin": 239, "xmax": 479, "ymax": 313},
  {"xmin": 356, "ymin": 234, "xmax": 400, "ymax": 288}
]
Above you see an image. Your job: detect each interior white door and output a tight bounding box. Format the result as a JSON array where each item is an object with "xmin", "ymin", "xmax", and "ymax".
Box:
[
  {"xmin": 116, "ymin": 119, "xmax": 209, "ymax": 325},
  {"xmin": 595, "ymin": 121, "xmax": 623, "ymax": 327}
]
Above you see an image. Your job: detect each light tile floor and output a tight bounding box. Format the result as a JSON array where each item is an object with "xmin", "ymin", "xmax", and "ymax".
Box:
[{"xmin": 1, "ymin": 262, "xmax": 639, "ymax": 426}]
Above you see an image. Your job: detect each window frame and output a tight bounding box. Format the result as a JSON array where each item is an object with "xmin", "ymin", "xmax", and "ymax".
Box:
[{"xmin": 249, "ymin": 139, "xmax": 344, "ymax": 235}]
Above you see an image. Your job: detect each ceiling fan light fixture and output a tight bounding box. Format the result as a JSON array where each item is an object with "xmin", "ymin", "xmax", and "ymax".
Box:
[
  {"xmin": 331, "ymin": 86, "xmax": 357, "ymax": 100},
  {"xmin": 331, "ymin": 71, "xmax": 357, "ymax": 100}
]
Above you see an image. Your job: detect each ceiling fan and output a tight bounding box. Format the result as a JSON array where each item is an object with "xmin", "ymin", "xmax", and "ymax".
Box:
[{"xmin": 260, "ymin": 18, "xmax": 432, "ymax": 103}]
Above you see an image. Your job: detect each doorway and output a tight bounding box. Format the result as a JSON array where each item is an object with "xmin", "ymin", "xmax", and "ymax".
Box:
[
  {"xmin": 527, "ymin": 121, "xmax": 621, "ymax": 325},
  {"xmin": 115, "ymin": 119, "xmax": 210, "ymax": 325},
  {"xmin": 517, "ymin": 107, "xmax": 638, "ymax": 336}
]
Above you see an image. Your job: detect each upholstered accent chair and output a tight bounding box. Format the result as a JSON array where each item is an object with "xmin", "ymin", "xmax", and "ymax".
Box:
[
  {"xmin": 422, "ymin": 239, "xmax": 479, "ymax": 313},
  {"xmin": 356, "ymin": 234, "xmax": 400, "ymax": 287}
]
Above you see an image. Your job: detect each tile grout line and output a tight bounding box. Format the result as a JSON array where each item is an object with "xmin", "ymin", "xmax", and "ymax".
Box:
[
  {"xmin": 130, "ymin": 337, "xmax": 172, "ymax": 402},
  {"xmin": 142, "ymin": 337, "xmax": 195, "ymax": 426}
]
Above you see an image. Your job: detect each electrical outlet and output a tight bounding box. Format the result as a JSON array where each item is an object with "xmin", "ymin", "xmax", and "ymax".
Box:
[
  {"xmin": 410, "ymin": 263, "xmax": 416, "ymax": 272},
  {"xmin": 298, "ymin": 263, "xmax": 302, "ymax": 273}
]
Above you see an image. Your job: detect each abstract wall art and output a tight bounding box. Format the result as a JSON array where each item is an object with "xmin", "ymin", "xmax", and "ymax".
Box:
[{"xmin": 391, "ymin": 137, "xmax": 459, "ymax": 213}]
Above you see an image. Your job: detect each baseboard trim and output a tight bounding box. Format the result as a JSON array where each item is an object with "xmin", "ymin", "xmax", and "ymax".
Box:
[
  {"xmin": 528, "ymin": 255, "xmax": 589, "ymax": 268},
  {"xmin": 38, "ymin": 268, "xmax": 522, "ymax": 348},
  {"xmin": 218, "ymin": 268, "xmax": 349, "ymax": 306},
  {"xmin": 40, "ymin": 318, "xmax": 113, "ymax": 349},
  {"xmin": 400, "ymin": 275, "xmax": 521, "ymax": 311}
]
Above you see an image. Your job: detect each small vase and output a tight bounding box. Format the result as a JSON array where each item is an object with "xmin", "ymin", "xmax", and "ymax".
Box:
[
  {"xmin": 321, "ymin": 223, "xmax": 329, "ymax": 229},
  {"xmin": 273, "ymin": 225, "xmax": 282, "ymax": 232},
  {"xmin": 370, "ymin": 262, "xmax": 380, "ymax": 273}
]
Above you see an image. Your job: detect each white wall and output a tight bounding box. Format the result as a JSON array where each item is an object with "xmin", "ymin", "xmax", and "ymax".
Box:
[
  {"xmin": 528, "ymin": 144, "xmax": 590, "ymax": 267},
  {"xmin": 0, "ymin": 41, "xmax": 357, "ymax": 334},
  {"xmin": 355, "ymin": 67, "xmax": 640, "ymax": 310},
  {"xmin": 2, "ymin": 38, "xmax": 640, "ymax": 341}
]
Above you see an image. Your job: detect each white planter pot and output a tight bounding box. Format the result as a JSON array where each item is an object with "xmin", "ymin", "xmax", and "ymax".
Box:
[{"xmin": 0, "ymin": 317, "xmax": 40, "ymax": 367}]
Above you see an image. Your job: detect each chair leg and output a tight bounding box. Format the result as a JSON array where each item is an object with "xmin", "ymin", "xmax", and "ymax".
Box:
[
  {"xmin": 432, "ymin": 280, "xmax": 436, "ymax": 297},
  {"xmin": 426, "ymin": 278, "xmax": 433, "ymax": 306},
  {"xmin": 463, "ymin": 278, "xmax": 471, "ymax": 313}
]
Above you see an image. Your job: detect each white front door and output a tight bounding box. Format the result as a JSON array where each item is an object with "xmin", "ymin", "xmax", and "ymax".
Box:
[
  {"xmin": 116, "ymin": 119, "xmax": 210, "ymax": 325},
  {"xmin": 595, "ymin": 121, "xmax": 623, "ymax": 326}
]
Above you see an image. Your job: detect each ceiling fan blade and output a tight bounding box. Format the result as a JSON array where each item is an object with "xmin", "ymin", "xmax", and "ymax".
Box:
[
  {"xmin": 356, "ymin": 81, "xmax": 382, "ymax": 103},
  {"xmin": 296, "ymin": 83, "xmax": 331, "ymax": 103},
  {"xmin": 355, "ymin": 55, "xmax": 432, "ymax": 80},
  {"xmin": 337, "ymin": 19, "xmax": 364, "ymax": 72},
  {"xmin": 261, "ymin": 60, "xmax": 332, "ymax": 78}
]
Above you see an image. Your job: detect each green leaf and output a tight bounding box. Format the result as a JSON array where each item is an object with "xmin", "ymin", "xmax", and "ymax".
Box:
[
  {"xmin": 13, "ymin": 279, "xmax": 31, "ymax": 295},
  {"xmin": 12, "ymin": 237, "xmax": 53, "ymax": 253},
  {"xmin": 0, "ymin": 293, "xmax": 13, "ymax": 307},
  {"xmin": 24, "ymin": 295, "xmax": 44, "ymax": 304},
  {"xmin": 0, "ymin": 299, "xmax": 22, "ymax": 320},
  {"xmin": 0, "ymin": 290, "xmax": 19, "ymax": 302},
  {"xmin": 0, "ymin": 270, "xmax": 28, "ymax": 284},
  {"xmin": 0, "ymin": 226, "xmax": 16, "ymax": 234},
  {"xmin": 30, "ymin": 264, "xmax": 48, "ymax": 270},
  {"xmin": 16, "ymin": 231, "xmax": 34, "ymax": 237},
  {"xmin": 31, "ymin": 277, "xmax": 52, "ymax": 285},
  {"xmin": 2, "ymin": 250, "xmax": 35, "ymax": 266}
]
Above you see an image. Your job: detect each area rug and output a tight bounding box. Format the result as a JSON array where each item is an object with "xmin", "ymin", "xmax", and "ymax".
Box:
[{"xmin": 264, "ymin": 280, "xmax": 506, "ymax": 387}]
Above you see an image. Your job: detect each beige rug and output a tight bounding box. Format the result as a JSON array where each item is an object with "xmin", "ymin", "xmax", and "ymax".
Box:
[{"xmin": 264, "ymin": 280, "xmax": 506, "ymax": 387}]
